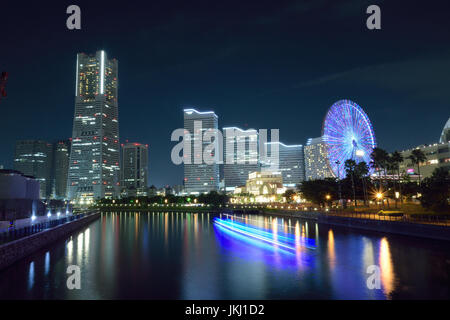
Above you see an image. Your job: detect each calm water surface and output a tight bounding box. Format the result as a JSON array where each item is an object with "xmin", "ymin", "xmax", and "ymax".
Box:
[{"xmin": 0, "ymin": 212, "xmax": 449, "ymax": 299}]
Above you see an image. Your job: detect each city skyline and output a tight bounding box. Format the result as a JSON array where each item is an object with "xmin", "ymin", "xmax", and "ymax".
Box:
[{"xmin": 1, "ymin": 1, "xmax": 450, "ymax": 187}]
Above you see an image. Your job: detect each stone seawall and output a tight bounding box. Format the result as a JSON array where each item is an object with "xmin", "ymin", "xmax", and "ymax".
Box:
[
  {"xmin": 317, "ymin": 215, "xmax": 450, "ymax": 241},
  {"xmin": 0, "ymin": 212, "xmax": 100, "ymax": 271},
  {"xmin": 255, "ymin": 210, "xmax": 450, "ymax": 241}
]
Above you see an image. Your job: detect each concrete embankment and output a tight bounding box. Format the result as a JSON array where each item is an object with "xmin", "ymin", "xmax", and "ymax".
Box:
[
  {"xmin": 0, "ymin": 212, "xmax": 100, "ymax": 271},
  {"xmin": 258, "ymin": 209, "xmax": 450, "ymax": 241},
  {"xmin": 316, "ymin": 214, "xmax": 450, "ymax": 241}
]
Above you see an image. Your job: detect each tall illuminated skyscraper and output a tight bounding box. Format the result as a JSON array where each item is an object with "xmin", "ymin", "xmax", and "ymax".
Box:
[
  {"xmin": 223, "ymin": 127, "xmax": 259, "ymax": 191},
  {"xmin": 183, "ymin": 108, "xmax": 219, "ymax": 194},
  {"xmin": 67, "ymin": 50, "xmax": 120, "ymax": 202},
  {"xmin": 121, "ymin": 142, "xmax": 149, "ymax": 193},
  {"xmin": 264, "ymin": 142, "xmax": 305, "ymax": 187},
  {"xmin": 304, "ymin": 136, "xmax": 334, "ymax": 180}
]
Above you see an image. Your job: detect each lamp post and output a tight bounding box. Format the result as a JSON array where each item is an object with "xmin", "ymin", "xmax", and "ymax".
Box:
[
  {"xmin": 376, "ymin": 192, "xmax": 383, "ymax": 209},
  {"xmin": 325, "ymin": 194, "xmax": 331, "ymax": 210}
]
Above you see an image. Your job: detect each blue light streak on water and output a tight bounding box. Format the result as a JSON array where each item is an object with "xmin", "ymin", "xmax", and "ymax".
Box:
[{"xmin": 213, "ymin": 217, "xmax": 316, "ymax": 252}]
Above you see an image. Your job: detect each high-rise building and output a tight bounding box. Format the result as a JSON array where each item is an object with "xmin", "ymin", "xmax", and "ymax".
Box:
[
  {"xmin": 13, "ymin": 140, "xmax": 53, "ymax": 199},
  {"xmin": 223, "ymin": 127, "xmax": 259, "ymax": 191},
  {"xmin": 265, "ymin": 142, "xmax": 305, "ymax": 187},
  {"xmin": 304, "ymin": 136, "xmax": 334, "ymax": 180},
  {"xmin": 121, "ymin": 142, "xmax": 149, "ymax": 193},
  {"xmin": 67, "ymin": 50, "xmax": 120, "ymax": 202},
  {"xmin": 52, "ymin": 139, "xmax": 71, "ymax": 199},
  {"xmin": 183, "ymin": 108, "xmax": 220, "ymax": 194}
]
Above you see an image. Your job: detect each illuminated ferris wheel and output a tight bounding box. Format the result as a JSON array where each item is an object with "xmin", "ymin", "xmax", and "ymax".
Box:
[{"xmin": 322, "ymin": 99, "xmax": 377, "ymax": 179}]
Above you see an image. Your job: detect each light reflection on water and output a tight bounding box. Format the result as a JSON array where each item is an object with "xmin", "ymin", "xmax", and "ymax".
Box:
[{"xmin": 0, "ymin": 212, "xmax": 448, "ymax": 299}]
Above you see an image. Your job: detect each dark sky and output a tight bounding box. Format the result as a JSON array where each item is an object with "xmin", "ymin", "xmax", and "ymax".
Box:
[{"xmin": 1, "ymin": 0, "xmax": 449, "ymax": 187}]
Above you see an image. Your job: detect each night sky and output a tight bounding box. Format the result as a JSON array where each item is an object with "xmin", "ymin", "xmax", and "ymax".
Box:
[{"xmin": 1, "ymin": 0, "xmax": 449, "ymax": 187}]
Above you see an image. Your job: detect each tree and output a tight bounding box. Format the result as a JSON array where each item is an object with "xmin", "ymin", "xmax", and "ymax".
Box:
[
  {"xmin": 420, "ymin": 167, "xmax": 450, "ymax": 213},
  {"xmin": 300, "ymin": 179, "xmax": 338, "ymax": 206},
  {"xmin": 390, "ymin": 151, "xmax": 404, "ymax": 204},
  {"xmin": 355, "ymin": 161, "xmax": 369, "ymax": 206},
  {"xmin": 344, "ymin": 159, "xmax": 357, "ymax": 207},
  {"xmin": 370, "ymin": 148, "xmax": 389, "ymax": 185},
  {"xmin": 283, "ymin": 189, "xmax": 296, "ymax": 203},
  {"xmin": 408, "ymin": 149, "xmax": 427, "ymax": 186},
  {"xmin": 198, "ymin": 191, "xmax": 229, "ymax": 207},
  {"xmin": 370, "ymin": 148, "xmax": 390, "ymax": 207}
]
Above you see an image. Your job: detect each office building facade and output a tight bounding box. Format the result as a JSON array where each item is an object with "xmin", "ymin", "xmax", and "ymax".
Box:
[
  {"xmin": 265, "ymin": 142, "xmax": 305, "ymax": 187},
  {"xmin": 304, "ymin": 136, "xmax": 334, "ymax": 180},
  {"xmin": 121, "ymin": 142, "xmax": 148, "ymax": 193},
  {"xmin": 52, "ymin": 139, "xmax": 71, "ymax": 199},
  {"xmin": 67, "ymin": 50, "xmax": 120, "ymax": 202},
  {"xmin": 13, "ymin": 140, "xmax": 53, "ymax": 199},
  {"xmin": 183, "ymin": 108, "xmax": 220, "ymax": 194},
  {"xmin": 223, "ymin": 127, "xmax": 259, "ymax": 191}
]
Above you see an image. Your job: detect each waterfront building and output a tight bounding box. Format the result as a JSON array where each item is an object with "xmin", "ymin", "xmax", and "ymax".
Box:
[
  {"xmin": 264, "ymin": 142, "xmax": 305, "ymax": 188},
  {"xmin": 223, "ymin": 127, "xmax": 259, "ymax": 192},
  {"xmin": 399, "ymin": 142, "xmax": 450, "ymax": 179},
  {"xmin": 304, "ymin": 136, "xmax": 334, "ymax": 180},
  {"xmin": 13, "ymin": 140, "xmax": 53, "ymax": 199},
  {"xmin": 244, "ymin": 171, "xmax": 285, "ymax": 202},
  {"xmin": 0, "ymin": 169, "xmax": 44, "ymax": 220},
  {"xmin": 183, "ymin": 108, "xmax": 220, "ymax": 194},
  {"xmin": 440, "ymin": 117, "xmax": 450, "ymax": 144},
  {"xmin": 67, "ymin": 50, "xmax": 120, "ymax": 203},
  {"xmin": 121, "ymin": 142, "xmax": 149, "ymax": 196}
]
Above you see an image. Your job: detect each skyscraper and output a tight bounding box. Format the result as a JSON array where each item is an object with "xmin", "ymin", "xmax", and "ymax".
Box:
[
  {"xmin": 14, "ymin": 140, "xmax": 53, "ymax": 199},
  {"xmin": 265, "ymin": 142, "xmax": 305, "ymax": 187},
  {"xmin": 52, "ymin": 139, "xmax": 71, "ymax": 199},
  {"xmin": 121, "ymin": 142, "xmax": 149, "ymax": 194},
  {"xmin": 67, "ymin": 50, "xmax": 120, "ymax": 202},
  {"xmin": 183, "ymin": 108, "xmax": 219, "ymax": 194},
  {"xmin": 223, "ymin": 127, "xmax": 259, "ymax": 191},
  {"xmin": 304, "ymin": 136, "xmax": 334, "ymax": 180}
]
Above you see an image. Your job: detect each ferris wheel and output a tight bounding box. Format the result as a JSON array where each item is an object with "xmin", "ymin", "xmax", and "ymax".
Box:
[{"xmin": 322, "ymin": 99, "xmax": 376, "ymax": 179}]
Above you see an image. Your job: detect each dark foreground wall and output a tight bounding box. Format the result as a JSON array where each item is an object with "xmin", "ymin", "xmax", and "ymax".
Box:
[
  {"xmin": 0, "ymin": 212, "xmax": 100, "ymax": 271},
  {"xmin": 258, "ymin": 209, "xmax": 450, "ymax": 241},
  {"xmin": 317, "ymin": 215, "xmax": 450, "ymax": 241}
]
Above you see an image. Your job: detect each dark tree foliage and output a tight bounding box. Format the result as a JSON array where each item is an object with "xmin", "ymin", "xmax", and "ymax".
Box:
[
  {"xmin": 420, "ymin": 168, "xmax": 450, "ymax": 213},
  {"xmin": 300, "ymin": 178, "xmax": 338, "ymax": 206},
  {"xmin": 198, "ymin": 191, "xmax": 229, "ymax": 207},
  {"xmin": 283, "ymin": 189, "xmax": 296, "ymax": 203}
]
